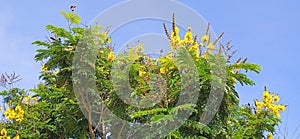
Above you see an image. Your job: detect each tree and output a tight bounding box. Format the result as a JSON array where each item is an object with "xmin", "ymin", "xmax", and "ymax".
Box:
[{"xmin": 0, "ymin": 10, "xmax": 286, "ymax": 139}]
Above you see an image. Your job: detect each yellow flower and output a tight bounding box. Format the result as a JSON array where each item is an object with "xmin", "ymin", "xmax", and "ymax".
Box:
[
  {"xmin": 139, "ymin": 70, "xmax": 146, "ymax": 77},
  {"xmin": 24, "ymin": 95, "xmax": 31, "ymax": 105},
  {"xmin": 107, "ymin": 51, "xmax": 114, "ymax": 62},
  {"xmin": 201, "ymin": 35, "xmax": 209, "ymax": 43},
  {"xmin": 273, "ymin": 111, "xmax": 280, "ymax": 118},
  {"xmin": 1, "ymin": 128, "xmax": 7, "ymax": 136},
  {"xmin": 182, "ymin": 27, "xmax": 193, "ymax": 45},
  {"xmin": 265, "ymin": 103, "xmax": 271, "ymax": 110},
  {"xmin": 42, "ymin": 64, "xmax": 47, "ymax": 72},
  {"xmin": 13, "ymin": 135, "xmax": 20, "ymax": 139},
  {"xmin": 15, "ymin": 117, "xmax": 23, "ymax": 122},
  {"xmin": 267, "ymin": 134, "xmax": 273, "ymax": 139},
  {"xmin": 160, "ymin": 67, "xmax": 167, "ymax": 74},
  {"xmin": 263, "ymin": 91, "xmax": 272, "ymax": 104},
  {"xmin": 274, "ymin": 95, "xmax": 280, "ymax": 102},
  {"xmin": 32, "ymin": 97, "xmax": 38, "ymax": 102},
  {"xmin": 269, "ymin": 105, "xmax": 278, "ymax": 112},
  {"xmin": 4, "ymin": 105, "xmax": 24, "ymax": 122},
  {"xmin": 4, "ymin": 108, "xmax": 16, "ymax": 120},
  {"xmin": 170, "ymin": 39, "xmax": 181, "ymax": 51},
  {"xmin": 277, "ymin": 104, "xmax": 286, "ymax": 111},
  {"xmin": 207, "ymin": 43, "xmax": 215, "ymax": 50},
  {"xmin": 189, "ymin": 44, "xmax": 199, "ymax": 58},
  {"xmin": 190, "ymin": 43, "xmax": 198, "ymax": 51},
  {"xmin": 172, "ymin": 26, "xmax": 180, "ymax": 37},
  {"xmin": 274, "ymin": 112, "xmax": 280, "ymax": 118},
  {"xmin": 170, "ymin": 26, "xmax": 181, "ymax": 50},
  {"xmin": 254, "ymin": 100, "xmax": 264, "ymax": 110},
  {"xmin": 166, "ymin": 53, "xmax": 172, "ymax": 59},
  {"xmin": 15, "ymin": 105, "xmax": 22, "ymax": 112},
  {"xmin": 14, "ymin": 105, "xmax": 24, "ymax": 122}
]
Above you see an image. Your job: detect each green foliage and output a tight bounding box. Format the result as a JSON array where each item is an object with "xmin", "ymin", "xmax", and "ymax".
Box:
[{"xmin": 60, "ymin": 11, "xmax": 81, "ymax": 24}]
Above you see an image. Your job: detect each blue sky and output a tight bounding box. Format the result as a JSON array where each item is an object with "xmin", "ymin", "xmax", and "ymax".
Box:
[{"xmin": 1, "ymin": 0, "xmax": 299, "ymax": 137}]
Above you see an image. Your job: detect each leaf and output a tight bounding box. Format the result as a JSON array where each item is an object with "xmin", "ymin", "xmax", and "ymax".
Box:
[
  {"xmin": 60, "ymin": 11, "xmax": 81, "ymax": 24},
  {"xmin": 131, "ymin": 107, "xmax": 167, "ymax": 118}
]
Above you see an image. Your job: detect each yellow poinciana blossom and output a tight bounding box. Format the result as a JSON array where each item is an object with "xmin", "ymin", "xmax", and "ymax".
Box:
[
  {"xmin": 255, "ymin": 90, "xmax": 286, "ymax": 118},
  {"xmin": 182, "ymin": 27, "xmax": 193, "ymax": 45},
  {"xmin": 201, "ymin": 34, "xmax": 209, "ymax": 43},
  {"xmin": 254, "ymin": 99, "xmax": 264, "ymax": 111},
  {"xmin": 15, "ymin": 105, "xmax": 24, "ymax": 122},
  {"xmin": 274, "ymin": 95, "xmax": 280, "ymax": 102},
  {"xmin": 4, "ymin": 104, "xmax": 25, "ymax": 122},
  {"xmin": 274, "ymin": 111, "xmax": 280, "ymax": 118},
  {"xmin": 42, "ymin": 64, "xmax": 47, "ymax": 72},
  {"xmin": 165, "ymin": 53, "xmax": 172, "ymax": 59},
  {"xmin": 277, "ymin": 104, "xmax": 286, "ymax": 111},
  {"xmin": 0, "ymin": 127, "xmax": 19, "ymax": 139},
  {"xmin": 263, "ymin": 91, "xmax": 272, "ymax": 104},
  {"xmin": 15, "ymin": 105, "xmax": 22, "ymax": 112},
  {"xmin": 190, "ymin": 43, "xmax": 199, "ymax": 58},
  {"xmin": 170, "ymin": 25, "xmax": 181, "ymax": 50},
  {"xmin": 107, "ymin": 51, "xmax": 114, "ymax": 62},
  {"xmin": 0, "ymin": 128, "xmax": 13, "ymax": 138},
  {"xmin": 23, "ymin": 95, "xmax": 31, "ymax": 105},
  {"xmin": 267, "ymin": 134, "xmax": 273, "ymax": 139},
  {"xmin": 160, "ymin": 67, "xmax": 167, "ymax": 74},
  {"xmin": 139, "ymin": 70, "xmax": 146, "ymax": 77},
  {"xmin": 4, "ymin": 108, "xmax": 17, "ymax": 120},
  {"xmin": 1, "ymin": 128, "xmax": 7, "ymax": 136}
]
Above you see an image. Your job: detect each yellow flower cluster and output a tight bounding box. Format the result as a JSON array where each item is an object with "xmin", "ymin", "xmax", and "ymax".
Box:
[
  {"xmin": 166, "ymin": 20, "xmax": 220, "ymax": 59},
  {"xmin": 254, "ymin": 90, "xmax": 286, "ymax": 118},
  {"xmin": 182, "ymin": 27, "xmax": 194, "ymax": 45},
  {"xmin": 0, "ymin": 128, "xmax": 20, "ymax": 139},
  {"xmin": 170, "ymin": 26, "xmax": 181, "ymax": 51},
  {"xmin": 169, "ymin": 26, "xmax": 200, "ymax": 58},
  {"xmin": 4, "ymin": 105, "xmax": 24, "ymax": 122}
]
